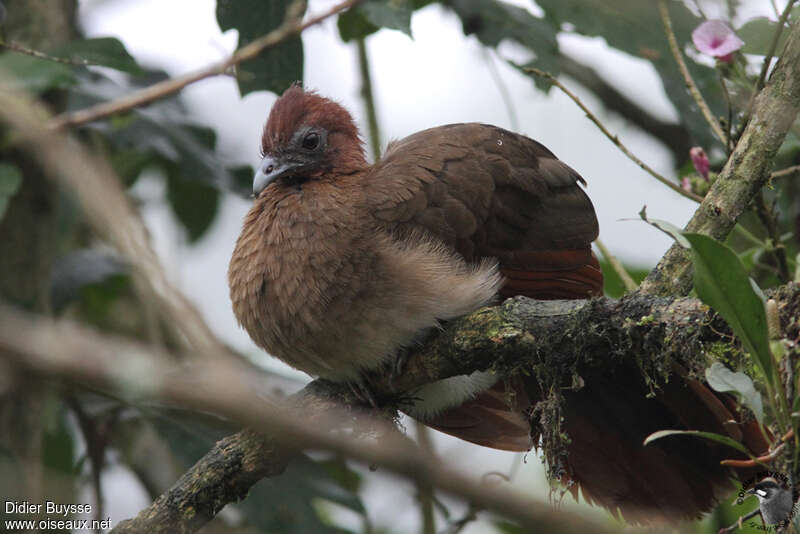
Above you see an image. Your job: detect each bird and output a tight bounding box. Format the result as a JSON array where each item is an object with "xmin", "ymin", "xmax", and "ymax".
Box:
[
  {"xmin": 228, "ymin": 85, "xmax": 768, "ymax": 523},
  {"xmin": 747, "ymin": 477, "xmax": 795, "ymax": 526}
]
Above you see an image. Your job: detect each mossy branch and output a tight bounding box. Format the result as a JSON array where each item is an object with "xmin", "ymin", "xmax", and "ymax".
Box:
[{"xmin": 6, "ymin": 285, "xmax": 800, "ymax": 533}]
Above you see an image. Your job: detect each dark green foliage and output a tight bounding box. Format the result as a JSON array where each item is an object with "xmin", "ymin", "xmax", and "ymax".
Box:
[
  {"xmin": 166, "ymin": 169, "xmax": 220, "ymax": 242},
  {"xmin": 216, "ymin": 0, "xmax": 304, "ymax": 96},
  {"xmin": 338, "ymin": 0, "xmax": 413, "ymax": 41},
  {"xmin": 684, "ymin": 233, "xmax": 773, "ymax": 384},
  {"xmin": 49, "ymin": 248, "xmax": 130, "ymax": 314}
]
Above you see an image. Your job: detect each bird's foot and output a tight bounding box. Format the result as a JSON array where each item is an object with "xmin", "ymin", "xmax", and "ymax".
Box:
[
  {"xmin": 388, "ymin": 327, "xmax": 440, "ymax": 390},
  {"xmin": 348, "ymin": 379, "xmax": 379, "ymax": 409},
  {"xmin": 389, "ymin": 347, "xmax": 410, "ymax": 390}
]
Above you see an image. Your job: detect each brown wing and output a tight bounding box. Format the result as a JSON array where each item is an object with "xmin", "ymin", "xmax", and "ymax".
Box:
[
  {"xmin": 365, "ymin": 123, "xmax": 602, "ymax": 453},
  {"xmin": 367, "ymin": 123, "xmax": 602, "ymax": 299}
]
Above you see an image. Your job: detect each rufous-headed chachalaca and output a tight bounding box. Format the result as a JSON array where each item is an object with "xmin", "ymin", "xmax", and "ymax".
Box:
[{"xmin": 229, "ymin": 86, "xmax": 768, "ymax": 523}]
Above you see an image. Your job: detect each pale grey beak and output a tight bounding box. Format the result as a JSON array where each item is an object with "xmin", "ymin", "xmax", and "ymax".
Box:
[{"xmin": 253, "ymin": 155, "xmax": 297, "ymax": 196}]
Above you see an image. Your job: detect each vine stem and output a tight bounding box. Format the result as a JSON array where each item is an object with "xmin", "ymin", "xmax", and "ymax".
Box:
[
  {"xmin": 657, "ymin": 0, "xmax": 727, "ymax": 145},
  {"xmin": 595, "ymin": 239, "xmax": 637, "ymax": 292},
  {"xmin": 525, "ymin": 67, "xmax": 703, "ymax": 203}
]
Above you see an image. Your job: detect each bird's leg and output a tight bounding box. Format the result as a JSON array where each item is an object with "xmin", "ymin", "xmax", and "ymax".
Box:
[{"xmin": 389, "ymin": 326, "xmax": 442, "ymax": 389}]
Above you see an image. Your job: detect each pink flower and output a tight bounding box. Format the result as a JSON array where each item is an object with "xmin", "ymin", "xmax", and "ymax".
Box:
[
  {"xmin": 690, "ymin": 146, "xmax": 710, "ymax": 179},
  {"xmin": 692, "ymin": 20, "xmax": 743, "ymax": 63},
  {"xmin": 681, "ymin": 176, "xmax": 692, "ymax": 192}
]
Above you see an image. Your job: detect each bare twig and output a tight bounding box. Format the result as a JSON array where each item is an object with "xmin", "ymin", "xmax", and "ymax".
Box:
[
  {"xmin": 0, "ymin": 40, "xmax": 92, "ymax": 66},
  {"xmin": 558, "ymin": 54, "xmax": 691, "ymax": 163},
  {"xmin": 754, "ymin": 191, "xmax": 791, "ymax": 283},
  {"xmin": 755, "ymin": 0, "xmax": 797, "ymax": 94},
  {"xmin": 356, "ymin": 37, "xmax": 382, "ymax": 160},
  {"xmin": 524, "ymin": 67, "xmax": 703, "ymax": 203},
  {"xmin": 658, "ymin": 0, "xmax": 727, "ymax": 145},
  {"xmin": 772, "ymin": 0, "xmax": 782, "ymax": 19},
  {"xmin": 47, "ymin": 0, "xmax": 361, "ymax": 130},
  {"xmin": 771, "ymin": 164, "xmax": 800, "ymax": 180},
  {"xmin": 595, "ymin": 239, "xmax": 638, "ymax": 292},
  {"xmin": 484, "ymin": 49, "xmax": 519, "ymax": 132},
  {"xmin": 719, "ymin": 72, "xmax": 734, "ymax": 154},
  {"xmin": 720, "ymin": 442, "xmax": 786, "ymax": 468}
]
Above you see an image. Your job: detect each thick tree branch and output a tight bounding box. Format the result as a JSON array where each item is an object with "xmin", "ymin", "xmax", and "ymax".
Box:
[
  {"xmin": 0, "ymin": 299, "xmax": 697, "ymax": 534},
  {"xmin": 639, "ymin": 20, "xmax": 800, "ymax": 296},
  {"xmin": 5, "ymin": 284, "xmax": 800, "ymax": 532}
]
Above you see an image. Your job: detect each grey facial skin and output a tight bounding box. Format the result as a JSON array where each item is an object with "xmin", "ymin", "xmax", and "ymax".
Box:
[{"xmin": 747, "ymin": 478, "xmax": 795, "ymax": 525}]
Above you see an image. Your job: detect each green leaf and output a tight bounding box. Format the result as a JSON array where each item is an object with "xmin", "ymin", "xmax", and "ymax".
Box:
[
  {"xmin": 738, "ymin": 17, "xmax": 788, "ymax": 56},
  {"xmin": 216, "ymin": 0, "xmax": 304, "ymax": 96},
  {"xmin": 362, "ymin": 0, "xmax": 413, "ymax": 37},
  {"xmin": 111, "ymin": 110, "xmax": 233, "ymax": 192},
  {"xmin": 683, "ymin": 233, "xmax": 774, "ymax": 383},
  {"xmin": 109, "ymin": 148, "xmax": 158, "ymax": 186},
  {"xmin": 338, "ymin": 8, "xmax": 379, "ymax": 41},
  {"xmin": 0, "ymin": 163, "xmax": 22, "ymax": 221},
  {"xmin": 51, "ymin": 37, "xmax": 145, "ymax": 74},
  {"xmin": 0, "ymin": 53, "xmax": 76, "ymax": 93},
  {"xmin": 166, "ymin": 171, "xmax": 220, "ymax": 242},
  {"xmin": 42, "ymin": 403, "xmax": 77, "ymax": 475},
  {"xmin": 338, "ymin": 0, "xmax": 413, "ymax": 41},
  {"xmin": 638, "ymin": 205, "xmax": 690, "ymax": 248},
  {"xmin": 49, "ymin": 249, "xmax": 130, "ymax": 314},
  {"xmin": 643, "ymin": 429, "xmax": 752, "ymax": 456},
  {"xmin": 705, "ymin": 362, "xmax": 764, "ymax": 422},
  {"xmin": 229, "ymin": 165, "xmax": 255, "ymax": 198}
]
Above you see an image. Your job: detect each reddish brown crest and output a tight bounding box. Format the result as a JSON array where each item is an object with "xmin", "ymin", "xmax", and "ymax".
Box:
[{"xmin": 261, "ymin": 86, "xmax": 362, "ymax": 156}]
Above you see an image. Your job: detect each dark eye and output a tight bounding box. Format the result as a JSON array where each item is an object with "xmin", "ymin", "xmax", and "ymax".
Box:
[{"xmin": 302, "ymin": 132, "xmax": 320, "ymax": 150}]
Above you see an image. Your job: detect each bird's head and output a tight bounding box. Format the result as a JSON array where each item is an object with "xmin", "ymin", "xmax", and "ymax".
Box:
[
  {"xmin": 253, "ymin": 85, "xmax": 366, "ymax": 197},
  {"xmin": 747, "ymin": 478, "xmax": 786, "ymax": 503}
]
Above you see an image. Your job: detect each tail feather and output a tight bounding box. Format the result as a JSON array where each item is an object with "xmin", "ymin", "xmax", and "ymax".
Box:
[
  {"xmin": 527, "ymin": 365, "xmax": 769, "ymax": 523},
  {"xmin": 415, "ymin": 379, "xmax": 532, "ymax": 452}
]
